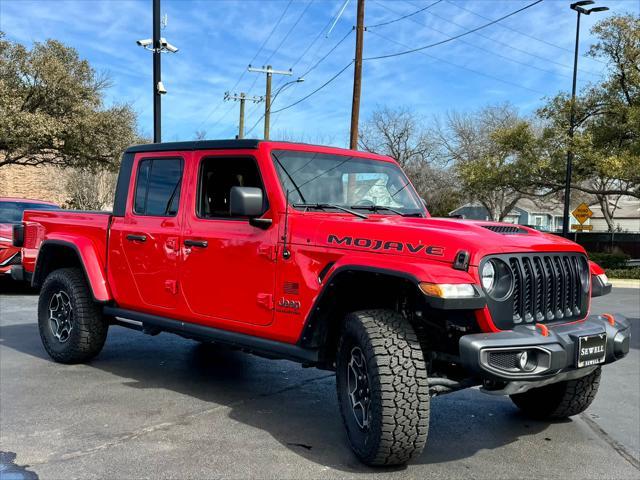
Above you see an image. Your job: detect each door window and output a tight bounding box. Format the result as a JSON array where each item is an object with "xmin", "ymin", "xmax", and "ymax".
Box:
[
  {"xmin": 134, "ymin": 158, "xmax": 183, "ymax": 216},
  {"xmin": 197, "ymin": 156, "xmax": 266, "ymax": 218}
]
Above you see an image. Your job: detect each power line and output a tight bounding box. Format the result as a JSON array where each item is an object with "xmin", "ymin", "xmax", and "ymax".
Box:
[
  {"xmin": 301, "ymin": 27, "xmax": 354, "ymax": 78},
  {"xmin": 364, "ymin": 0, "xmax": 544, "ymax": 61},
  {"xmin": 200, "ymin": 0, "xmax": 293, "ymax": 134},
  {"xmin": 245, "ymin": 60, "xmax": 355, "ymax": 136},
  {"xmin": 402, "ymin": 0, "xmax": 602, "ymax": 77},
  {"xmin": 373, "ymin": 1, "xmax": 573, "ymax": 80},
  {"xmin": 443, "ymin": 0, "xmax": 606, "ymax": 64},
  {"xmin": 368, "ymin": 0, "xmax": 442, "ymax": 28},
  {"xmin": 270, "ymin": 26, "xmax": 354, "ymax": 131},
  {"xmin": 367, "ymin": 30, "xmax": 545, "ymax": 95},
  {"xmin": 265, "ymin": 0, "xmax": 314, "ymax": 65}
]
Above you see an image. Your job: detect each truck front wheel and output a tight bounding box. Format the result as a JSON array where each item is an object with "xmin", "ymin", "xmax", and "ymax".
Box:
[
  {"xmin": 38, "ymin": 268, "xmax": 108, "ymax": 364},
  {"xmin": 510, "ymin": 367, "xmax": 601, "ymax": 419},
  {"xmin": 336, "ymin": 310, "xmax": 430, "ymax": 466}
]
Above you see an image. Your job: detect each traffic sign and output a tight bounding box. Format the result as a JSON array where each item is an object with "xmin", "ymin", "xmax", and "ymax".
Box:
[
  {"xmin": 572, "ymin": 203, "xmax": 593, "ymax": 225},
  {"xmin": 571, "ymin": 224, "xmax": 593, "ymax": 231}
]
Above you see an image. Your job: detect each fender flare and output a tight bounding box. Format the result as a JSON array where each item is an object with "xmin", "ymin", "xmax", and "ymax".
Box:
[
  {"xmin": 33, "ymin": 239, "xmax": 112, "ymax": 302},
  {"xmin": 297, "ymin": 263, "xmax": 422, "ymax": 349}
]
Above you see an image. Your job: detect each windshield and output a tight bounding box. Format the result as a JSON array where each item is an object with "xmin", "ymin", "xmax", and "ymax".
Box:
[
  {"xmin": 0, "ymin": 201, "xmax": 59, "ymax": 223},
  {"xmin": 272, "ymin": 150, "xmax": 425, "ymax": 216}
]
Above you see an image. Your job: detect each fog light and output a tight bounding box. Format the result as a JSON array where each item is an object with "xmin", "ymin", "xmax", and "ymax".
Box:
[{"xmin": 516, "ymin": 351, "xmax": 537, "ymax": 372}]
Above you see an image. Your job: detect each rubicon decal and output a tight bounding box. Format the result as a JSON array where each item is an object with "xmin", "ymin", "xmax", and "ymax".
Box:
[{"xmin": 328, "ymin": 235, "xmax": 444, "ymax": 256}]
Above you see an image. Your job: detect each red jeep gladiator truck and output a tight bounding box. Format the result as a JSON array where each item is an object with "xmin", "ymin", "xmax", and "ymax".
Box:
[{"xmin": 14, "ymin": 140, "xmax": 630, "ymax": 466}]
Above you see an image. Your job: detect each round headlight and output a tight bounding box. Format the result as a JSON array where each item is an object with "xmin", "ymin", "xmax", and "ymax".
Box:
[
  {"xmin": 481, "ymin": 259, "xmax": 514, "ymax": 300},
  {"xmin": 481, "ymin": 262, "xmax": 495, "ymax": 292}
]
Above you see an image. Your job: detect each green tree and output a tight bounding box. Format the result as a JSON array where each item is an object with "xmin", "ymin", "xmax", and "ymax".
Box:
[
  {"xmin": 0, "ymin": 33, "xmax": 139, "ymax": 169},
  {"xmin": 510, "ymin": 14, "xmax": 639, "ymax": 230}
]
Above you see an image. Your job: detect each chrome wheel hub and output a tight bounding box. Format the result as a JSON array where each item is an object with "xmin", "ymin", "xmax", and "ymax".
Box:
[
  {"xmin": 49, "ymin": 291, "xmax": 73, "ymax": 343},
  {"xmin": 347, "ymin": 346, "xmax": 371, "ymax": 430}
]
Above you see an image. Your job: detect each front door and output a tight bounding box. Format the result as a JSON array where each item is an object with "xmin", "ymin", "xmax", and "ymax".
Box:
[
  {"xmin": 113, "ymin": 154, "xmax": 185, "ymax": 311},
  {"xmin": 180, "ymin": 152, "xmax": 277, "ymax": 327}
]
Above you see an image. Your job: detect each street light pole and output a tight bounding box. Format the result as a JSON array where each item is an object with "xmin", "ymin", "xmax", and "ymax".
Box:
[
  {"xmin": 137, "ymin": 0, "xmax": 179, "ymax": 144},
  {"xmin": 153, "ymin": 0, "xmax": 161, "ymax": 143},
  {"xmin": 562, "ymin": 1, "xmax": 609, "ymax": 236}
]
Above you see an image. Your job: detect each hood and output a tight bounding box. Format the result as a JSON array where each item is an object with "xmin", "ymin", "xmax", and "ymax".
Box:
[{"xmin": 290, "ymin": 214, "xmax": 584, "ymax": 267}]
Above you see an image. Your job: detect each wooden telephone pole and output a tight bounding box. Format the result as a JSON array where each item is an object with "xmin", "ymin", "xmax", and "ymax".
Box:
[
  {"xmin": 248, "ymin": 65, "xmax": 292, "ymax": 140},
  {"xmin": 224, "ymin": 92, "xmax": 262, "ymax": 139},
  {"xmin": 349, "ymin": 0, "xmax": 365, "ymax": 150}
]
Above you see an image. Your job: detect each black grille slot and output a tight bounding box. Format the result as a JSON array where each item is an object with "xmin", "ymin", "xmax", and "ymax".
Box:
[
  {"xmin": 506, "ymin": 253, "xmax": 586, "ymax": 326},
  {"xmin": 487, "ymin": 351, "xmax": 519, "ymax": 370}
]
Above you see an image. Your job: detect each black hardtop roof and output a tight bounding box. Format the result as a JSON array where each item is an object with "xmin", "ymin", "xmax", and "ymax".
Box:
[{"xmin": 125, "ymin": 139, "xmax": 261, "ymax": 153}]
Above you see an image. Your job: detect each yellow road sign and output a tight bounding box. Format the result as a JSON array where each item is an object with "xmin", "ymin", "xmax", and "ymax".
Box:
[
  {"xmin": 571, "ymin": 224, "xmax": 593, "ymax": 231},
  {"xmin": 572, "ymin": 203, "xmax": 593, "ymax": 225}
]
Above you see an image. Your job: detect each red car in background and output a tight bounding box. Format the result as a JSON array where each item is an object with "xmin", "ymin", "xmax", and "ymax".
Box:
[{"xmin": 0, "ymin": 197, "xmax": 59, "ymax": 279}]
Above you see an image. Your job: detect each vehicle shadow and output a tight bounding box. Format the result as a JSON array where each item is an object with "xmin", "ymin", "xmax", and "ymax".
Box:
[
  {"xmin": 0, "ymin": 322, "xmax": 554, "ymax": 473},
  {"xmin": 0, "ymin": 277, "xmax": 37, "ymax": 295}
]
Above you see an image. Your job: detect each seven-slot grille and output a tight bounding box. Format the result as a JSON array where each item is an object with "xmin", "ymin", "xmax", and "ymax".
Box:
[{"xmin": 508, "ymin": 254, "xmax": 586, "ymax": 324}]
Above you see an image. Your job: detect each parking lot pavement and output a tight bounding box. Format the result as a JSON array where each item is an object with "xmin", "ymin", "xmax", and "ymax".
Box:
[{"xmin": 1, "ymin": 283, "xmax": 638, "ymax": 479}]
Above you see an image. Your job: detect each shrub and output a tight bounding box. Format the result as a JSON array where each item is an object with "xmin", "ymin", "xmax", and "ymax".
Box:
[
  {"xmin": 606, "ymin": 268, "xmax": 640, "ymax": 280},
  {"xmin": 588, "ymin": 252, "xmax": 630, "ymax": 269}
]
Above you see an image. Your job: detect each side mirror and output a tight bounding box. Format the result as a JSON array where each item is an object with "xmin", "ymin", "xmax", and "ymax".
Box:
[
  {"xmin": 230, "ymin": 186, "xmax": 264, "ymax": 217},
  {"xmin": 230, "ymin": 187, "xmax": 272, "ymax": 229}
]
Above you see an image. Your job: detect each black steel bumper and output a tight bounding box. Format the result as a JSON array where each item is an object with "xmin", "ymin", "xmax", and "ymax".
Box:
[{"xmin": 459, "ymin": 313, "xmax": 630, "ymax": 393}]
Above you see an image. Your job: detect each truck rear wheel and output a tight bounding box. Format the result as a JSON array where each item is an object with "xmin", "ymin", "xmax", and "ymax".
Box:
[
  {"xmin": 336, "ymin": 309, "xmax": 429, "ymax": 466},
  {"xmin": 38, "ymin": 268, "xmax": 108, "ymax": 364},
  {"xmin": 510, "ymin": 367, "xmax": 601, "ymax": 419}
]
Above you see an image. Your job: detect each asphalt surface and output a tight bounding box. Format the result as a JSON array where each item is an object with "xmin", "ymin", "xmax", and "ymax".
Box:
[{"xmin": 0, "ymin": 279, "xmax": 638, "ymax": 479}]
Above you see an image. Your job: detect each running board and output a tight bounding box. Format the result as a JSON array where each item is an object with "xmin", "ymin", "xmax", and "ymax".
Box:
[{"xmin": 103, "ymin": 306, "xmax": 319, "ymax": 365}]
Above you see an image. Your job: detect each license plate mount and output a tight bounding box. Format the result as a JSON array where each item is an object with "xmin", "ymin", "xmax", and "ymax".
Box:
[{"xmin": 577, "ymin": 333, "xmax": 607, "ymax": 368}]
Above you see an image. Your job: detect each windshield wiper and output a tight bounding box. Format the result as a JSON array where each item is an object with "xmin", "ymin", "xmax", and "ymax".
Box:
[
  {"xmin": 293, "ymin": 203, "xmax": 369, "ymax": 219},
  {"xmin": 350, "ymin": 205, "xmax": 423, "ymax": 217}
]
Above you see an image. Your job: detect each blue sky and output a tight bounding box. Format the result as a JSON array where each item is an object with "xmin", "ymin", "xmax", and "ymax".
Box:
[{"xmin": 1, "ymin": 0, "xmax": 638, "ymax": 146}]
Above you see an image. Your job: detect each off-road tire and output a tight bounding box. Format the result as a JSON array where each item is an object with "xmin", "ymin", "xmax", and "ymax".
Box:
[
  {"xmin": 38, "ymin": 268, "xmax": 108, "ymax": 363},
  {"xmin": 336, "ymin": 309, "xmax": 429, "ymax": 466},
  {"xmin": 510, "ymin": 367, "xmax": 601, "ymax": 419}
]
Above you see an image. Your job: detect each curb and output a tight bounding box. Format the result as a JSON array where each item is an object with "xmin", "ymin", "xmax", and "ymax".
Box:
[{"xmin": 610, "ymin": 279, "xmax": 640, "ymax": 288}]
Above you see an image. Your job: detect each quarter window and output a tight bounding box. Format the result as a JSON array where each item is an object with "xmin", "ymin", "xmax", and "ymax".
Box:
[{"xmin": 134, "ymin": 158, "xmax": 183, "ymax": 216}]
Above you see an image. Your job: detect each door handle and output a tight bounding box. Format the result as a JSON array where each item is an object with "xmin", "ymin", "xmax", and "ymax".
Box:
[
  {"xmin": 126, "ymin": 234, "xmax": 147, "ymax": 242},
  {"xmin": 184, "ymin": 239, "xmax": 208, "ymax": 248}
]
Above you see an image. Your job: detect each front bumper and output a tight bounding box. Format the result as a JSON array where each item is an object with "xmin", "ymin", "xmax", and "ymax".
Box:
[{"xmin": 459, "ymin": 313, "xmax": 630, "ymax": 394}]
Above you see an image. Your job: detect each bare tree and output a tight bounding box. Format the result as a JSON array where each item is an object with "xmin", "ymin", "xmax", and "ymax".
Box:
[
  {"xmin": 359, "ymin": 106, "xmax": 439, "ymax": 169},
  {"xmin": 434, "ymin": 104, "xmax": 525, "ymax": 221},
  {"xmin": 64, "ymin": 167, "xmax": 117, "ymax": 211},
  {"xmin": 357, "ymin": 106, "xmax": 460, "ymax": 216}
]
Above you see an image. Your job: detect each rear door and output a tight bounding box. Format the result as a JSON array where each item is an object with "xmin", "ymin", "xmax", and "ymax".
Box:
[
  {"xmin": 109, "ymin": 152, "xmax": 187, "ymax": 312},
  {"xmin": 179, "ymin": 150, "xmax": 277, "ymax": 327}
]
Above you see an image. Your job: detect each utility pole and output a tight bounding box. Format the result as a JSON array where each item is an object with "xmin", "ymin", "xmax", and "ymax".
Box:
[
  {"xmin": 349, "ymin": 0, "xmax": 365, "ymax": 150},
  {"xmin": 224, "ymin": 92, "xmax": 263, "ymax": 139},
  {"xmin": 153, "ymin": 0, "xmax": 161, "ymax": 143},
  {"xmin": 248, "ymin": 65, "xmax": 292, "ymax": 140},
  {"xmin": 562, "ymin": 1, "xmax": 609, "ymax": 236}
]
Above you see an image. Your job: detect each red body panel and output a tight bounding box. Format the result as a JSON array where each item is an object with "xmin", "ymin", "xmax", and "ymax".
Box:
[{"xmin": 21, "ymin": 141, "xmax": 595, "ymax": 342}]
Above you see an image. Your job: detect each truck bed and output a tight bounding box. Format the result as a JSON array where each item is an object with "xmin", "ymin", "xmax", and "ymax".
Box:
[{"xmin": 21, "ymin": 210, "xmax": 112, "ymax": 275}]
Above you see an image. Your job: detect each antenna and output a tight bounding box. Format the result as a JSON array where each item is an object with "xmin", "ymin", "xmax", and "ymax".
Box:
[
  {"xmin": 161, "ymin": 13, "xmax": 168, "ymax": 29},
  {"xmin": 282, "ymin": 190, "xmax": 291, "ymax": 259}
]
